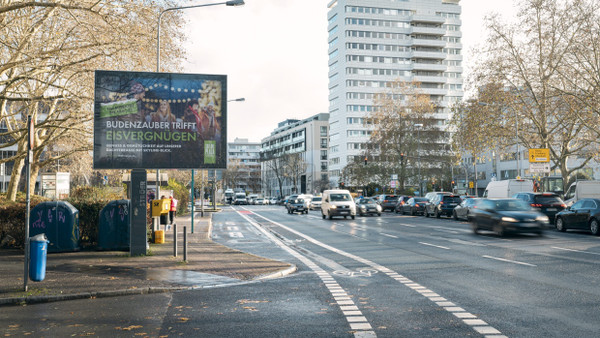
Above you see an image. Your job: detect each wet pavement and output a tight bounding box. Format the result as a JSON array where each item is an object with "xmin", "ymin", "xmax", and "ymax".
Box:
[{"xmin": 0, "ymin": 212, "xmax": 295, "ymax": 306}]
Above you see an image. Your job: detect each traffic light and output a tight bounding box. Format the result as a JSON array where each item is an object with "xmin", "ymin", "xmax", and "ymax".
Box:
[
  {"xmin": 340, "ymin": 182, "xmax": 345, "ymax": 188},
  {"xmin": 364, "ymin": 156, "xmax": 368, "ymax": 165},
  {"xmin": 400, "ymin": 153, "xmax": 404, "ymax": 161}
]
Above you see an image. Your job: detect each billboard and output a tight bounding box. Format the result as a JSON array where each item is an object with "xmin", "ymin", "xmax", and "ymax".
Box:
[{"xmin": 93, "ymin": 70, "xmax": 227, "ymax": 169}]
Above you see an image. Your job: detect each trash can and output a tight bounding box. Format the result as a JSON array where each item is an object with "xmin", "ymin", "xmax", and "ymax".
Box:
[
  {"xmin": 29, "ymin": 233, "xmax": 49, "ymax": 282},
  {"xmin": 30, "ymin": 201, "xmax": 80, "ymax": 253}
]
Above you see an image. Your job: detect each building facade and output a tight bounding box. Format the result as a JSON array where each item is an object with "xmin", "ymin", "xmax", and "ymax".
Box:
[
  {"xmin": 260, "ymin": 113, "xmax": 330, "ymax": 198},
  {"xmin": 326, "ymin": 0, "xmax": 463, "ymax": 185},
  {"xmin": 226, "ymin": 138, "xmax": 261, "ymax": 193}
]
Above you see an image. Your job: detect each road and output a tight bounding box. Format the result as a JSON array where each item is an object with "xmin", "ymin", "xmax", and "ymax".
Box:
[{"xmin": 4, "ymin": 205, "xmax": 600, "ymax": 337}]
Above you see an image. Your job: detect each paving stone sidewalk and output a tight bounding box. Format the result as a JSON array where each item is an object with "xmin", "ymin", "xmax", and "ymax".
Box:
[{"xmin": 0, "ymin": 212, "xmax": 294, "ymax": 306}]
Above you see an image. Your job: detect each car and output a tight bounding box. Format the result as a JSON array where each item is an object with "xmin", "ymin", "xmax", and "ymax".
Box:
[
  {"xmin": 310, "ymin": 196, "xmax": 322, "ymax": 210},
  {"xmin": 394, "ymin": 196, "xmax": 413, "ymax": 213},
  {"xmin": 255, "ymin": 198, "xmax": 265, "ymax": 205},
  {"xmin": 453, "ymin": 198, "xmax": 481, "ymax": 221},
  {"xmin": 321, "ymin": 189, "xmax": 356, "ymax": 220},
  {"xmin": 425, "ymin": 193, "xmax": 461, "ymax": 218},
  {"xmin": 378, "ymin": 194, "xmax": 399, "ymax": 212},
  {"xmin": 513, "ymin": 192, "xmax": 567, "ymax": 224},
  {"xmin": 356, "ymin": 198, "xmax": 382, "ymax": 216},
  {"xmin": 400, "ymin": 197, "xmax": 429, "ymax": 216},
  {"xmin": 554, "ymin": 198, "xmax": 600, "ymax": 235},
  {"xmin": 269, "ymin": 197, "xmax": 278, "ymax": 205},
  {"xmin": 300, "ymin": 194, "xmax": 313, "ymax": 209},
  {"xmin": 470, "ymin": 198, "xmax": 549, "ymax": 236},
  {"xmin": 286, "ymin": 197, "xmax": 308, "ymax": 214}
]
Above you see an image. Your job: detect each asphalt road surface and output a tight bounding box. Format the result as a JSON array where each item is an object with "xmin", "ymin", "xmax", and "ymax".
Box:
[{"xmin": 4, "ymin": 205, "xmax": 600, "ymax": 337}]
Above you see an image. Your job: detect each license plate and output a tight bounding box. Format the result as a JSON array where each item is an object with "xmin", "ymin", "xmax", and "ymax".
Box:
[{"xmin": 547, "ymin": 208, "xmax": 556, "ymax": 211}]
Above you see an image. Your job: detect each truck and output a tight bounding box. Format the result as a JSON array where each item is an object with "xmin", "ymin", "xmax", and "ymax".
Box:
[
  {"xmin": 563, "ymin": 180, "xmax": 600, "ymax": 206},
  {"xmin": 224, "ymin": 189, "xmax": 234, "ymax": 204},
  {"xmin": 483, "ymin": 179, "xmax": 534, "ymax": 198}
]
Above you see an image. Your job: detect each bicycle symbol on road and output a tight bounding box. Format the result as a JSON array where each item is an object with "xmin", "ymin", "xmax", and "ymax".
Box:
[{"xmin": 332, "ymin": 268, "xmax": 378, "ymax": 278}]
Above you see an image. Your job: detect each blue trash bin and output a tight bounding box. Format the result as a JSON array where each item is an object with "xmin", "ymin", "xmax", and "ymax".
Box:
[{"xmin": 29, "ymin": 233, "xmax": 49, "ymax": 282}]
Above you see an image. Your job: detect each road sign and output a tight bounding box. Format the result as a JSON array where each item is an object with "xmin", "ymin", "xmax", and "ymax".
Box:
[
  {"xmin": 391, "ymin": 174, "xmax": 398, "ymax": 180},
  {"xmin": 529, "ymin": 162, "xmax": 550, "ymax": 173},
  {"xmin": 390, "ymin": 180, "xmax": 396, "ymax": 188},
  {"xmin": 529, "ymin": 148, "xmax": 550, "ymax": 163},
  {"xmin": 469, "ymin": 181, "xmax": 474, "ymax": 188}
]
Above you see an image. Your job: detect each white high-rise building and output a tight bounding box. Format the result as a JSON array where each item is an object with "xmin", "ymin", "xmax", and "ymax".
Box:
[{"xmin": 326, "ymin": 0, "xmax": 463, "ymax": 185}]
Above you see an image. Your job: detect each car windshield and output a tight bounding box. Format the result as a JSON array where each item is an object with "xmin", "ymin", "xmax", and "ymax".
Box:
[
  {"xmin": 443, "ymin": 197, "xmax": 462, "ymax": 203},
  {"xmin": 330, "ymin": 194, "xmax": 351, "ymax": 201},
  {"xmin": 414, "ymin": 198, "xmax": 428, "ymax": 203},
  {"xmin": 359, "ymin": 198, "xmax": 375, "ymax": 204},
  {"xmin": 312, "ymin": 197, "xmax": 322, "ymax": 202},
  {"xmin": 295, "ymin": 198, "xmax": 304, "ymax": 203},
  {"xmin": 387, "ymin": 196, "xmax": 399, "ymax": 201},
  {"xmin": 493, "ymin": 199, "xmax": 532, "ymax": 211}
]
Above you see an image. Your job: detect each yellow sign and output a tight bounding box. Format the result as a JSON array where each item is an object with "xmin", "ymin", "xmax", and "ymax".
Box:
[
  {"xmin": 469, "ymin": 181, "xmax": 474, "ymax": 189},
  {"xmin": 528, "ymin": 148, "xmax": 550, "ymax": 163},
  {"xmin": 151, "ymin": 199, "xmax": 171, "ymax": 217}
]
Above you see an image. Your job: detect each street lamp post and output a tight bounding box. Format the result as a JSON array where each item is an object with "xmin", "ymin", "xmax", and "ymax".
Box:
[
  {"xmin": 415, "ymin": 124, "xmax": 423, "ymax": 196},
  {"xmin": 156, "ymin": 0, "xmax": 244, "ymax": 232}
]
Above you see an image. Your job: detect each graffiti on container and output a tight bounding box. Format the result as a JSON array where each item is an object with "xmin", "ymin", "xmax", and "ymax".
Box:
[
  {"xmin": 32, "ymin": 210, "xmax": 45, "ymax": 229},
  {"xmin": 47, "ymin": 209, "xmax": 53, "ymax": 223},
  {"xmin": 119, "ymin": 205, "xmax": 128, "ymax": 222},
  {"xmin": 58, "ymin": 210, "xmax": 65, "ymax": 223}
]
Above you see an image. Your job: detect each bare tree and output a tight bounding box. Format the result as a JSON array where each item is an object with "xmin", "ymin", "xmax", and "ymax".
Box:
[
  {"xmin": 0, "ymin": 1, "xmax": 185, "ymax": 200},
  {"xmin": 284, "ymin": 153, "xmax": 307, "ymax": 194},
  {"xmin": 263, "ymin": 155, "xmax": 287, "ymax": 198}
]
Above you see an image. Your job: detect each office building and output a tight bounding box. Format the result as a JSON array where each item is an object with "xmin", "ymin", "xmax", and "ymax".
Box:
[{"xmin": 227, "ymin": 138, "xmax": 261, "ymax": 193}]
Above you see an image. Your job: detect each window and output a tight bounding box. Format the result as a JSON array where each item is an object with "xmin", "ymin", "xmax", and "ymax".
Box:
[
  {"xmin": 320, "ymin": 138, "xmax": 328, "ymax": 148},
  {"xmin": 321, "ymin": 162, "xmax": 328, "ymax": 170},
  {"xmin": 320, "ymin": 150, "xmax": 328, "ymax": 160},
  {"xmin": 320, "ymin": 126, "xmax": 328, "ymax": 137}
]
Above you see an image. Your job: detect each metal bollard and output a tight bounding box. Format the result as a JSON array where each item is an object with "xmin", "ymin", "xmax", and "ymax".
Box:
[
  {"xmin": 183, "ymin": 226, "xmax": 187, "ymax": 262},
  {"xmin": 173, "ymin": 223, "xmax": 177, "ymax": 257}
]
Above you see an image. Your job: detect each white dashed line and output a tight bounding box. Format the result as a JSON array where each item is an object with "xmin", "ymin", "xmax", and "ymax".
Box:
[
  {"xmin": 248, "ymin": 210, "xmax": 506, "ymax": 337},
  {"xmin": 552, "ymin": 246, "xmax": 600, "ymax": 256},
  {"xmin": 419, "ymin": 242, "xmax": 451, "ymax": 250},
  {"xmin": 482, "ymin": 255, "xmax": 537, "ymax": 267},
  {"xmin": 380, "ymin": 233, "xmax": 398, "ymax": 238}
]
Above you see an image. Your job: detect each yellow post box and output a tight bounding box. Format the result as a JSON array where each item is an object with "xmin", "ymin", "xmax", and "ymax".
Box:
[{"xmin": 151, "ymin": 199, "xmax": 171, "ymax": 217}]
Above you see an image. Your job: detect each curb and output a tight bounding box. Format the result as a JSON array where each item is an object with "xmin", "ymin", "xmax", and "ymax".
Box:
[{"xmin": 255, "ymin": 264, "xmax": 298, "ymax": 280}]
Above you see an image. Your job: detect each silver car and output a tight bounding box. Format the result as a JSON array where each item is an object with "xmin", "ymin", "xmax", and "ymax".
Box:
[{"xmin": 310, "ymin": 196, "xmax": 322, "ymax": 210}]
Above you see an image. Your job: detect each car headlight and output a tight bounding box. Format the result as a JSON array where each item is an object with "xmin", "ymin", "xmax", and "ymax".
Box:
[
  {"xmin": 536, "ymin": 215, "xmax": 550, "ymax": 223},
  {"xmin": 376, "ymin": 205, "xmax": 382, "ymax": 211},
  {"xmin": 330, "ymin": 205, "xmax": 337, "ymax": 209},
  {"xmin": 360, "ymin": 206, "xmax": 366, "ymax": 210},
  {"xmin": 501, "ymin": 217, "xmax": 518, "ymax": 223}
]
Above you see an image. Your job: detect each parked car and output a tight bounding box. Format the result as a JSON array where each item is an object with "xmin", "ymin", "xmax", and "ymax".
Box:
[
  {"xmin": 453, "ymin": 198, "xmax": 481, "ymax": 221},
  {"xmin": 378, "ymin": 195, "xmax": 399, "ymax": 212},
  {"xmin": 400, "ymin": 197, "xmax": 429, "ymax": 216},
  {"xmin": 470, "ymin": 198, "xmax": 549, "ymax": 236},
  {"xmin": 554, "ymin": 198, "xmax": 600, "ymax": 235},
  {"xmin": 255, "ymin": 198, "xmax": 266, "ymax": 205},
  {"xmin": 310, "ymin": 196, "xmax": 322, "ymax": 210},
  {"xmin": 287, "ymin": 197, "xmax": 308, "ymax": 214},
  {"xmin": 425, "ymin": 193, "xmax": 460, "ymax": 218},
  {"xmin": 356, "ymin": 198, "xmax": 382, "ymax": 216},
  {"xmin": 513, "ymin": 192, "xmax": 566, "ymax": 224},
  {"xmin": 321, "ymin": 189, "xmax": 356, "ymax": 220},
  {"xmin": 394, "ymin": 196, "xmax": 413, "ymax": 213}
]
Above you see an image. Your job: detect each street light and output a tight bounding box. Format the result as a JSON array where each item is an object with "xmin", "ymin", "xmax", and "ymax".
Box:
[
  {"xmin": 156, "ymin": 0, "xmax": 245, "ymax": 231},
  {"xmin": 414, "ymin": 124, "xmax": 423, "ymax": 196}
]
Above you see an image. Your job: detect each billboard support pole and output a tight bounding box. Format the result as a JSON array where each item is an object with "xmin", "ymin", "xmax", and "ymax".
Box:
[{"xmin": 191, "ymin": 169, "xmax": 194, "ymax": 233}]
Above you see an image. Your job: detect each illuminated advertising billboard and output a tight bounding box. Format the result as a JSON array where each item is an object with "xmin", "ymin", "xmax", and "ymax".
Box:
[{"xmin": 93, "ymin": 70, "xmax": 227, "ymax": 169}]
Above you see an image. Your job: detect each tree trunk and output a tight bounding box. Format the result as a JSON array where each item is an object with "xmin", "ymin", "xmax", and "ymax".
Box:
[{"xmin": 7, "ymin": 157, "xmax": 25, "ymax": 201}]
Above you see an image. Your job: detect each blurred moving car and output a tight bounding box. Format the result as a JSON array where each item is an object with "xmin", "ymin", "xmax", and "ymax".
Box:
[
  {"xmin": 453, "ymin": 198, "xmax": 481, "ymax": 221},
  {"xmin": 357, "ymin": 198, "xmax": 382, "ymax": 216},
  {"xmin": 378, "ymin": 195, "xmax": 399, "ymax": 212},
  {"xmin": 286, "ymin": 197, "xmax": 308, "ymax": 214},
  {"xmin": 233, "ymin": 193, "xmax": 248, "ymax": 205},
  {"xmin": 554, "ymin": 198, "xmax": 600, "ymax": 235},
  {"xmin": 426, "ymin": 194, "xmax": 462, "ymax": 218},
  {"xmin": 310, "ymin": 196, "xmax": 322, "ymax": 210},
  {"xmin": 471, "ymin": 198, "xmax": 549, "ymax": 236},
  {"xmin": 300, "ymin": 194, "xmax": 313, "ymax": 209},
  {"xmin": 269, "ymin": 197, "xmax": 278, "ymax": 205},
  {"xmin": 513, "ymin": 192, "xmax": 566, "ymax": 224},
  {"xmin": 400, "ymin": 197, "xmax": 429, "ymax": 216},
  {"xmin": 394, "ymin": 196, "xmax": 413, "ymax": 213}
]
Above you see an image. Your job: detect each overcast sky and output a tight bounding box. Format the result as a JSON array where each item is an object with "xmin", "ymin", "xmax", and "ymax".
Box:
[{"xmin": 181, "ymin": 0, "xmax": 518, "ymax": 143}]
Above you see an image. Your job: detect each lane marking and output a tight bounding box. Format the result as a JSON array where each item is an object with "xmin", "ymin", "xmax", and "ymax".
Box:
[
  {"xmin": 245, "ymin": 209, "xmax": 505, "ymax": 337},
  {"xmin": 233, "ymin": 208, "xmax": 376, "ymax": 337},
  {"xmin": 398, "ymin": 223, "xmax": 416, "ymax": 227},
  {"xmin": 482, "ymin": 255, "xmax": 537, "ymax": 267},
  {"xmin": 229, "ymin": 232, "xmax": 244, "ymax": 238},
  {"xmin": 419, "ymin": 242, "xmax": 451, "ymax": 250},
  {"xmin": 380, "ymin": 233, "xmax": 398, "ymax": 239},
  {"xmin": 552, "ymin": 246, "xmax": 600, "ymax": 256}
]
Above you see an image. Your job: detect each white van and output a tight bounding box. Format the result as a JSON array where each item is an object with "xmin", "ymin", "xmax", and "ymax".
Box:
[
  {"xmin": 563, "ymin": 180, "xmax": 600, "ymax": 206},
  {"xmin": 321, "ymin": 189, "xmax": 356, "ymax": 220},
  {"xmin": 483, "ymin": 179, "xmax": 533, "ymax": 198}
]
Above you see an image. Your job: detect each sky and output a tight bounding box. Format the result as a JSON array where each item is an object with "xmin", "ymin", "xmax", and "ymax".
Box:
[{"xmin": 181, "ymin": 0, "xmax": 518, "ymax": 143}]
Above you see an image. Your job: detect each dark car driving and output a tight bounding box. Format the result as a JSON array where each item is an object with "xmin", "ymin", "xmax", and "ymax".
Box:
[
  {"xmin": 286, "ymin": 197, "xmax": 307, "ymax": 214},
  {"xmin": 554, "ymin": 198, "xmax": 600, "ymax": 235},
  {"xmin": 394, "ymin": 196, "xmax": 413, "ymax": 213},
  {"xmin": 513, "ymin": 192, "xmax": 567, "ymax": 224},
  {"xmin": 356, "ymin": 198, "xmax": 382, "ymax": 216},
  {"xmin": 471, "ymin": 198, "xmax": 549, "ymax": 236},
  {"xmin": 400, "ymin": 197, "xmax": 429, "ymax": 216},
  {"xmin": 378, "ymin": 195, "xmax": 399, "ymax": 212}
]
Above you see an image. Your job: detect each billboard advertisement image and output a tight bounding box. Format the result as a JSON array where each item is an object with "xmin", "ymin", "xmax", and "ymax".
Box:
[{"xmin": 93, "ymin": 70, "xmax": 227, "ymax": 169}]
